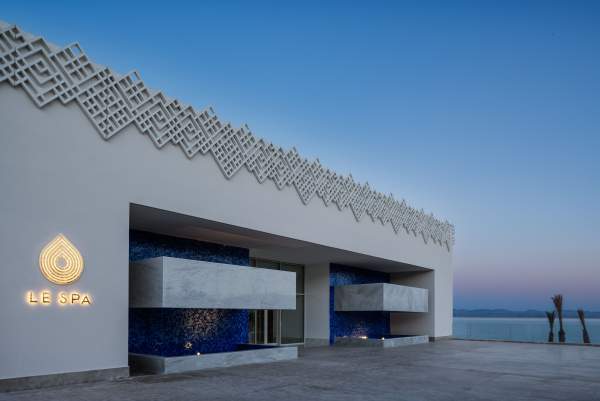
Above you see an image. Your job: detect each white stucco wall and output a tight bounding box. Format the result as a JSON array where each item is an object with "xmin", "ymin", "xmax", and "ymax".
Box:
[{"xmin": 0, "ymin": 83, "xmax": 452, "ymax": 379}]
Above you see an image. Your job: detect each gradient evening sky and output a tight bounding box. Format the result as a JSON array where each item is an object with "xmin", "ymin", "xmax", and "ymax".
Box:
[{"xmin": 3, "ymin": 1, "xmax": 599, "ymax": 310}]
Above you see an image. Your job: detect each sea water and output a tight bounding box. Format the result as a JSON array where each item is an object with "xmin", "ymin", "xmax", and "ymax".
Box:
[{"xmin": 453, "ymin": 317, "xmax": 600, "ymax": 344}]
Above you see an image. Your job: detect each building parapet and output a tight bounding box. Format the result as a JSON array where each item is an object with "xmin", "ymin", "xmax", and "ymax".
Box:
[{"xmin": 0, "ymin": 22, "xmax": 455, "ymax": 249}]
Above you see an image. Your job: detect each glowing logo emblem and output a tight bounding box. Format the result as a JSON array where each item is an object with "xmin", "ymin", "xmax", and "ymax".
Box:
[{"xmin": 39, "ymin": 234, "xmax": 84, "ymax": 285}]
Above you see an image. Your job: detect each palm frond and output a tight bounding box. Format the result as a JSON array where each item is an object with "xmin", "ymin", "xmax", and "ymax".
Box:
[{"xmin": 552, "ymin": 294, "xmax": 563, "ymax": 311}]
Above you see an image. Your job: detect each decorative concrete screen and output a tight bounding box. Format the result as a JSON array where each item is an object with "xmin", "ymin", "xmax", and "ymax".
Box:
[
  {"xmin": 0, "ymin": 22, "xmax": 454, "ymax": 250},
  {"xmin": 130, "ymin": 257, "xmax": 296, "ymax": 309},
  {"xmin": 334, "ymin": 283, "xmax": 428, "ymax": 313}
]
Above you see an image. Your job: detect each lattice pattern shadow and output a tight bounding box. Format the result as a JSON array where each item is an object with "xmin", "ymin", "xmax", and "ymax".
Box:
[{"xmin": 0, "ymin": 23, "xmax": 455, "ymax": 249}]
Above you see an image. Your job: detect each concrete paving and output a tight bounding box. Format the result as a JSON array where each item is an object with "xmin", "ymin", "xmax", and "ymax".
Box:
[{"xmin": 2, "ymin": 340, "xmax": 600, "ymax": 401}]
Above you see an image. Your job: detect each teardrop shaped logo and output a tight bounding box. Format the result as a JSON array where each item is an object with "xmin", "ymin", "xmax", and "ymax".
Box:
[{"xmin": 39, "ymin": 234, "xmax": 84, "ymax": 285}]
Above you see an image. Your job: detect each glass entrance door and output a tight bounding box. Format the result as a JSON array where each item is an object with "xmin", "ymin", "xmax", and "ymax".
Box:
[
  {"xmin": 249, "ymin": 309, "xmax": 279, "ymax": 344},
  {"xmin": 248, "ymin": 258, "xmax": 305, "ymax": 345}
]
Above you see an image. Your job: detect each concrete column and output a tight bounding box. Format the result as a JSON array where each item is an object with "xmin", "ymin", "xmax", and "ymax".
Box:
[
  {"xmin": 391, "ymin": 271, "xmax": 432, "ymax": 337},
  {"xmin": 304, "ymin": 263, "xmax": 330, "ymax": 346},
  {"xmin": 390, "ymin": 267, "xmax": 453, "ymax": 339}
]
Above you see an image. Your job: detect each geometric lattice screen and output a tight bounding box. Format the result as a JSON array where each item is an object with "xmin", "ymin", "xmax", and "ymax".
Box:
[{"xmin": 0, "ymin": 23, "xmax": 455, "ymax": 249}]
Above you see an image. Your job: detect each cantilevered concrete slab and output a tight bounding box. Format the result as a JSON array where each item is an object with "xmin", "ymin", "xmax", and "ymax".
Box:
[
  {"xmin": 129, "ymin": 346, "xmax": 298, "ymax": 375},
  {"xmin": 334, "ymin": 283, "xmax": 428, "ymax": 312},
  {"xmin": 334, "ymin": 335, "xmax": 429, "ymax": 348},
  {"xmin": 130, "ymin": 257, "xmax": 296, "ymax": 309}
]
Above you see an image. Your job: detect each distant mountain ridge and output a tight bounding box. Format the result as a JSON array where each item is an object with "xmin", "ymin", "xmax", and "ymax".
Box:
[{"xmin": 454, "ymin": 309, "xmax": 600, "ymax": 318}]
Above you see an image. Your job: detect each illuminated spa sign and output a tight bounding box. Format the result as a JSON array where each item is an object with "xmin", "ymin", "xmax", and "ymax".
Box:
[
  {"xmin": 26, "ymin": 290, "xmax": 92, "ymax": 306},
  {"xmin": 26, "ymin": 234, "xmax": 92, "ymax": 306},
  {"xmin": 39, "ymin": 234, "xmax": 84, "ymax": 285}
]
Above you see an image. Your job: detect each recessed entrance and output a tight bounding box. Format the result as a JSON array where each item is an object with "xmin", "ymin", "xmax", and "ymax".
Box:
[
  {"xmin": 128, "ymin": 203, "xmax": 432, "ymax": 361},
  {"xmin": 249, "ymin": 258, "xmax": 305, "ymax": 345}
]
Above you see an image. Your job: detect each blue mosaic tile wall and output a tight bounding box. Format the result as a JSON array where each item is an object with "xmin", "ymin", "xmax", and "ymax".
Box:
[
  {"xmin": 329, "ymin": 263, "xmax": 391, "ymax": 344},
  {"xmin": 129, "ymin": 229, "xmax": 249, "ymax": 265},
  {"xmin": 129, "ymin": 308, "xmax": 248, "ymax": 356},
  {"xmin": 129, "ymin": 230, "xmax": 250, "ymax": 356}
]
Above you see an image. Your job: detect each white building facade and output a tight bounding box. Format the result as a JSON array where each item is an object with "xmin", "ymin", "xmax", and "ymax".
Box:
[{"xmin": 0, "ymin": 21, "xmax": 454, "ymax": 390}]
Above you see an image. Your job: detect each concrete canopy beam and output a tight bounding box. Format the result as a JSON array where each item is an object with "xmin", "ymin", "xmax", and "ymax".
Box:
[
  {"xmin": 130, "ymin": 257, "xmax": 296, "ymax": 309},
  {"xmin": 334, "ymin": 283, "xmax": 428, "ymax": 312}
]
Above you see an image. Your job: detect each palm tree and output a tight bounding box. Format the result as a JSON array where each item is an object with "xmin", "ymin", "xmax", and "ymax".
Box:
[
  {"xmin": 577, "ymin": 309, "xmax": 591, "ymax": 344},
  {"xmin": 552, "ymin": 294, "xmax": 566, "ymax": 343},
  {"xmin": 545, "ymin": 311, "xmax": 555, "ymax": 342}
]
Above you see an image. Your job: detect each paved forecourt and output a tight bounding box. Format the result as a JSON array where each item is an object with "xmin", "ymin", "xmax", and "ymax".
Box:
[{"xmin": 2, "ymin": 340, "xmax": 600, "ymax": 401}]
